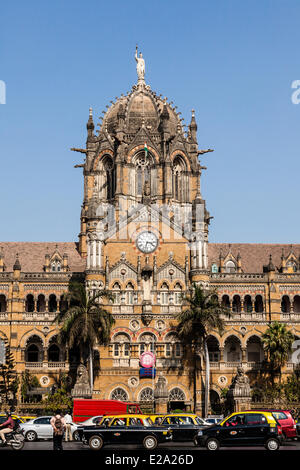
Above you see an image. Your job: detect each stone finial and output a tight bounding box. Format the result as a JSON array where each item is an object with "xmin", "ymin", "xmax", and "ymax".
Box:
[
  {"xmin": 13, "ymin": 254, "xmax": 21, "ymax": 271},
  {"xmin": 267, "ymin": 254, "xmax": 275, "ymax": 272}
]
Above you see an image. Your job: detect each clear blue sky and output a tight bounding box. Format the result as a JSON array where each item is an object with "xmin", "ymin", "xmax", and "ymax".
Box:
[{"xmin": 1, "ymin": 0, "xmax": 299, "ymax": 243}]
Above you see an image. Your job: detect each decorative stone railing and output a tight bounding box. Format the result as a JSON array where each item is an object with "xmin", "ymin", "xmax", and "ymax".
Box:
[
  {"xmin": 25, "ymin": 362, "xmax": 67, "ymax": 369},
  {"xmin": 211, "ymin": 273, "xmax": 267, "ymax": 281}
]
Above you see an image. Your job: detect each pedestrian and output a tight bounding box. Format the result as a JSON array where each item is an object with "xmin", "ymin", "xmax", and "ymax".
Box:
[
  {"xmin": 50, "ymin": 410, "xmax": 66, "ymax": 450},
  {"xmin": 64, "ymin": 410, "xmax": 73, "ymax": 442}
]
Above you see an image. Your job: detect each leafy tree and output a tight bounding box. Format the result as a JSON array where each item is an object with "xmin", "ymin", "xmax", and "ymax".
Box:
[
  {"xmin": 176, "ymin": 284, "xmax": 230, "ymax": 416},
  {"xmin": 0, "ymin": 337, "xmax": 19, "ymax": 405},
  {"xmin": 53, "ymin": 281, "xmax": 115, "ymax": 389},
  {"xmin": 44, "ymin": 385, "xmax": 73, "ymax": 415},
  {"xmin": 261, "ymin": 322, "xmax": 294, "ymax": 384},
  {"xmin": 20, "ymin": 370, "xmax": 40, "ymax": 403}
]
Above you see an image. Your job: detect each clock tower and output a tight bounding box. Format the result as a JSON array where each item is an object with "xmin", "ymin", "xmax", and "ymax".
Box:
[{"xmin": 72, "ymin": 52, "xmax": 212, "ymax": 410}]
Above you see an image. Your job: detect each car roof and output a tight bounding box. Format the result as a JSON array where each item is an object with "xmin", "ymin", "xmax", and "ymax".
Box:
[
  {"xmin": 162, "ymin": 413, "xmax": 198, "ymax": 417},
  {"xmin": 223, "ymin": 411, "xmax": 275, "ymax": 421},
  {"xmin": 101, "ymin": 414, "xmax": 150, "ymax": 419}
]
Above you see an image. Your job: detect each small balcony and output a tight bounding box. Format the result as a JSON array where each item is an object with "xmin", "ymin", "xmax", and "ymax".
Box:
[{"xmin": 25, "ymin": 362, "xmax": 67, "ymax": 370}]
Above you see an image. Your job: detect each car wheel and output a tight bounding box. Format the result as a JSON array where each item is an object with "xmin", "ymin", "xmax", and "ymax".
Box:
[
  {"xmin": 25, "ymin": 430, "xmax": 37, "ymax": 442},
  {"xmin": 143, "ymin": 435, "xmax": 158, "ymax": 450},
  {"xmin": 89, "ymin": 435, "xmax": 104, "ymax": 450},
  {"xmin": 73, "ymin": 430, "xmax": 80, "ymax": 441},
  {"xmin": 265, "ymin": 438, "xmax": 280, "ymax": 451},
  {"xmin": 206, "ymin": 438, "xmax": 220, "ymax": 451}
]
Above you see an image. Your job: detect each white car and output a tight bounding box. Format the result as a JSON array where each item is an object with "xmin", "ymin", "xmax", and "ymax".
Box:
[
  {"xmin": 77, "ymin": 415, "xmax": 103, "ymax": 426},
  {"xmin": 20, "ymin": 416, "xmax": 80, "ymax": 441}
]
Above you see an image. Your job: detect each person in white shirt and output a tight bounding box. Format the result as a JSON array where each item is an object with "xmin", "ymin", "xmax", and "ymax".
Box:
[{"xmin": 63, "ymin": 411, "xmax": 73, "ymax": 442}]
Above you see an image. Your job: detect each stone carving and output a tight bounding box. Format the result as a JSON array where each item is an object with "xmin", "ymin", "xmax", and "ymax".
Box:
[
  {"xmin": 135, "ymin": 45, "xmax": 145, "ymax": 81},
  {"xmin": 227, "ymin": 366, "xmax": 251, "ymax": 412},
  {"xmin": 154, "ymin": 375, "xmax": 168, "ymax": 400},
  {"xmin": 128, "ymin": 377, "xmax": 139, "ymax": 388},
  {"xmin": 230, "ymin": 366, "xmax": 251, "ymax": 396},
  {"xmin": 218, "ymin": 375, "xmax": 228, "ymax": 386},
  {"xmin": 71, "ymin": 363, "xmax": 92, "ymax": 398}
]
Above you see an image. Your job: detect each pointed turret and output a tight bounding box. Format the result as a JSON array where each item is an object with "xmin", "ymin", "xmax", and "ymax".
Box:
[
  {"xmin": 86, "ymin": 107, "xmax": 95, "ymax": 139},
  {"xmin": 189, "ymin": 109, "xmax": 198, "ymax": 143}
]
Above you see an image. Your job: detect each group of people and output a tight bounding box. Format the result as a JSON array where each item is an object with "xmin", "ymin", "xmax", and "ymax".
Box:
[
  {"xmin": 0, "ymin": 409, "xmax": 74, "ymax": 450},
  {"xmin": 50, "ymin": 410, "xmax": 74, "ymax": 450}
]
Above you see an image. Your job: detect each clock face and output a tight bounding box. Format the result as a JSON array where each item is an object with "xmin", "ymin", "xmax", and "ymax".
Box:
[{"xmin": 136, "ymin": 231, "xmax": 158, "ymax": 254}]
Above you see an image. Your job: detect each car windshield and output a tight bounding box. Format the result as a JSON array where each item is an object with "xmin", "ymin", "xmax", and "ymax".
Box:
[
  {"xmin": 144, "ymin": 418, "xmax": 153, "ymax": 427},
  {"xmin": 196, "ymin": 417, "xmax": 205, "ymax": 425}
]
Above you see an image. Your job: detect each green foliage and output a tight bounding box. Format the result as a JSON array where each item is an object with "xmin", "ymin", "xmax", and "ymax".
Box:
[
  {"xmin": 0, "ymin": 337, "xmax": 18, "ymax": 403},
  {"xmin": 20, "ymin": 370, "xmax": 40, "ymax": 402},
  {"xmin": 53, "ymin": 281, "xmax": 115, "ymax": 362},
  {"xmin": 261, "ymin": 322, "xmax": 294, "ymax": 381},
  {"xmin": 176, "ymin": 284, "xmax": 231, "ymax": 346},
  {"xmin": 44, "ymin": 386, "xmax": 73, "ymax": 415},
  {"xmin": 252, "ymin": 372, "xmax": 300, "ymax": 406},
  {"xmin": 220, "ymin": 388, "xmax": 228, "ymax": 400},
  {"xmin": 176, "ymin": 284, "xmax": 231, "ymax": 414}
]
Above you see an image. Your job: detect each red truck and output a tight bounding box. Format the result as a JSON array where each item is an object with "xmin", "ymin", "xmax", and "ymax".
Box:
[{"xmin": 73, "ymin": 399, "xmax": 142, "ymax": 424}]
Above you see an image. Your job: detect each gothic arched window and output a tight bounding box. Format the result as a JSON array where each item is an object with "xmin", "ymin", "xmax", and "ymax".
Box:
[
  {"xmin": 110, "ymin": 387, "xmax": 128, "ymax": 401},
  {"xmin": 225, "ymin": 260, "xmax": 236, "ymax": 273},
  {"xmin": 134, "ymin": 152, "xmax": 152, "ymax": 197},
  {"xmin": 172, "ymin": 156, "xmax": 186, "ymax": 202},
  {"xmin": 103, "ymin": 156, "xmax": 116, "ymax": 200},
  {"xmin": 0, "ymin": 295, "xmax": 7, "ymax": 313},
  {"xmin": 159, "ymin": 282, "xmax": 169, "ymax": 305}
]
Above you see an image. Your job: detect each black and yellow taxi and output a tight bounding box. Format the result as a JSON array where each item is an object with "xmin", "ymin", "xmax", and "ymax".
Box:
[
  {"xmin": 156, "ymin": 413, "xmax": 209, "ymax": 443},
  {"xmin": 0, "ymin": 413, "xmax": 25, "ymax": 426},
  {"xmin": 78, "ymin": 414, "xmax": 172, "ymax": 450},
  {"xmin": 195, "ymin": 411, "xmax": 284, "ymax": 450}
]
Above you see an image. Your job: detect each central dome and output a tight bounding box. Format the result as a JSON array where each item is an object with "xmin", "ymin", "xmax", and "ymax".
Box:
[{"xmin": 100, "ymin": 82, "xmax": 182, "ymax": 137}]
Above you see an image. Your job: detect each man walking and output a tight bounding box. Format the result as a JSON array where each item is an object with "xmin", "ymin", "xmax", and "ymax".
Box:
[
  {"xmin": 64, "ymin": 410, "xmax": 73, "ymax": 442},
  {"xmin": 50, "ymin": 410, "xmax": 65, "ymax": 450}
]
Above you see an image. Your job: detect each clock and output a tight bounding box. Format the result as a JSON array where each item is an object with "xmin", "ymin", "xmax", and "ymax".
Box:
[{"xmin": 136, "ymin": 231, "xmax": 158, "ymax": 253}]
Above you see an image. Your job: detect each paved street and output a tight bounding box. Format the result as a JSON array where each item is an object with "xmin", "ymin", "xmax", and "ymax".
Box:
[{"xmin": 1, "ymin": 439, "xmax": 299, "ymax": 451}]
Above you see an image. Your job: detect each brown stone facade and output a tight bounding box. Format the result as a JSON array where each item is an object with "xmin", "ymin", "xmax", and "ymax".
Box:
[{"xmin": 1, "ymin": 73, "xmax": 300, "ymax": 415}]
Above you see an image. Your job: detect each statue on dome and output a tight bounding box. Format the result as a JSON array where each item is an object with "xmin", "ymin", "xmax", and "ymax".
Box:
[{"xmin": 135, "ymin": 45, "xmax": 145, "ymax": 81}]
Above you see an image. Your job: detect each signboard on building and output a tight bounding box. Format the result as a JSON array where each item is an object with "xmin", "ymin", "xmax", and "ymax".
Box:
[{"xmin": 139, "ymin": 352, "xmax": 156, "ymax": 368}]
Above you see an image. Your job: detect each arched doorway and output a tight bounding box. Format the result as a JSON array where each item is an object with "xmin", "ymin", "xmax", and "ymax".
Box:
[
  {"xmin": 168, "ymin": 387, "xmax": 186, "ymax": 412},
  {"xmin": 210, "ymin": 390, "xmax": 221, "ymax": 415}
]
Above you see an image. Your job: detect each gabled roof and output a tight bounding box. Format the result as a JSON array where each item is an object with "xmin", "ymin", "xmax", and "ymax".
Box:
[
  {"xmin": 0, "ymin": 242, "xmax": 85, "ymax": 273},
  {"xmin": 208, "ymin": 243, "xmax": 300, "ymax": 273}
]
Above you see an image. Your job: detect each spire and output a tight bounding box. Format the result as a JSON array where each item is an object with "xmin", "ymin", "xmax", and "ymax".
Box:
[
  {"xmin": 189, "ymin": 109, "xmax": 198, "ymax": 143},
  {"xmin": 13, "ymin": 253, "xmax": 21, "ymax": 271},
  {"xmin": 86, "ymin": 107, "xmax": 95, "ymax": 138},
  {"xmin": 267, "ymin": 254, "xmax": 275, "ymax": 272}
]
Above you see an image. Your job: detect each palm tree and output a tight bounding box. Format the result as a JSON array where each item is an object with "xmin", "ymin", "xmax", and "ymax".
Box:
[
  {"xmin": 261, "ymin": 321, "xmax": 294, "ymax": 384},
  {"xmin": 53, "ymin": 282, "xmax": 115, "ymax": 390},
  {"xmin": 176, "ymin": 284, "xmax": 230, "ymax": 417}
]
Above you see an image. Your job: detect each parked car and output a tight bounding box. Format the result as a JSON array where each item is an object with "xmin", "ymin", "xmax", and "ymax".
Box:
[
  {"xmin": 205, "ymin": 416, "xmax": 223, "ymax": 425},
  {"xmin": 158, "ymin": 413, "xmax": 209, "ymax": 443},
  {"xmin": 78, "ymin": 414, "xmax": 172, "ymax": 450},
  {"xmin": 250, "ymin": 409, "xmax": 297, "ymax": 439},
  {"xmin": 78, "ymin": 415, "xmax": 103, "ymax": 426},
  {"xmin": 295, "ymin": 418, "xmax": 300, "ymax": 439},
  {"xmin": 19, "ymin": 416, "xmax": 80, "ymax": 441},
  {"xmin": 19, "ymin": 415, "xmax": 37, "ymax": 423},
  {"xmin": 195, "ymin": 411, "xmax": 283, "ymax": 451}
]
